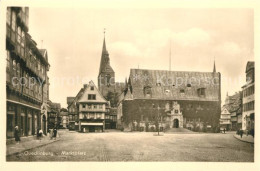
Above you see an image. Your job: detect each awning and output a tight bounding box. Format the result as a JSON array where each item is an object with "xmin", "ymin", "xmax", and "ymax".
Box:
[{"xmin": 81, "ymin": 122, "xmax": 103, "ymax": 126}]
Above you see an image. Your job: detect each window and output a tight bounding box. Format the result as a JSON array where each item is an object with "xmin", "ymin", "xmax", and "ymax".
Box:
[
  {"xmin": 82, "ymin": 104, "xmax": 86, "ymax": 108},
  {"xmin": 6, "ymin": 7, "xmax": 11, "ymax": 25},
  {"xmin": 175, "ymin": 110, "xmax": 178, "ymax": 114},
  {"xmin": 99, "ymin": 105, "xmax": 103, "ymax": 109},
  {"xmin": 12, "ymin": 60, "xmax": 16, "ymax": 76},
  {"xmin": 91, "ymin": 86, "xmax": 94, "ymax": 90},
  {"xmin": 180, "ymin": 89, "xmax": 185, "ymax": 93},
  {"xmin": 88, "ymin": 94, "xmax": 96, "ymax": 100},
  {"xmin": 197, "ymin": 88, "xmax": 206, "ymax": 97},
  {"xmin": 144, "ymin": 86, "xmax": 152, "ymax": 97},
  {"xmin": 17, "ymin": 26, "xmax": 21, "ymax": 43},
  {"xmin": 94, "ymin": 105, "xmax": 97, "ymax": 109},
  {"xmin": 42, "ymin": 65, "xmax": 44, "ymax": 74},
  {"xmin": 17, "ymin": 63, "xmax": 20, "ymax": 78},
  {"xmin": 25, "ymin": 73, "xmax": 29, "ymax": 88},
  {"xmin": 6, "ymin": 50, "xmax": 10, "ymax": 69},
  {"xmin": 11, "ymin": 11, "xmax": 16, "ymax": 31},
  {"xmin": 187, "ymin": 84, "xmax": 191, "ymax": 87},
  {"xmin": 38, "ymin": 61, "xmax": 41, "ymax": 71},
  {"xmin": 88, "ymin": 104, "xmax": 91, "ymax": 109}
]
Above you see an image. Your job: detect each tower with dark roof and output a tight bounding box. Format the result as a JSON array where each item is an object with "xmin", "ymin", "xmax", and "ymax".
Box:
[{"xmin": 98, "ymin": 33, "xmax": 115, "ymax": 91}]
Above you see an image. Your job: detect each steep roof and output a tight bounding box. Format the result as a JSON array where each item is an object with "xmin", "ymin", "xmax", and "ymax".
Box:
[
  {"xmin": 224, "ymin": 91, "xmax": 242, "ymax": 113},
  {"xmin": 68, "ymin": 88, "xmax": 85, "ymax": 108},
  {"xmin": 78, "ymin": 80, "xmax": 108, "ymax": 103},
  {"xmin": 246, "ymin": 61, "xmax": 254, "ymax": 73},
  {"xmin": 67, "ymin": 97, "xmax": 75, "ymax": 105},
  {"xmin": 99, "ymin": 38, "xmax": 114, "ymax": 74},
  {"xmin": 128, "ymin": 69, "xmax": 220, "ymax": 101}
]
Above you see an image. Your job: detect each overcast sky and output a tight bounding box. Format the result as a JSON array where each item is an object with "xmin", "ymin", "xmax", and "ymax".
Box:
[{"xmin": 28, "ymin": 8, "xmax": 253, "ymax": 108}]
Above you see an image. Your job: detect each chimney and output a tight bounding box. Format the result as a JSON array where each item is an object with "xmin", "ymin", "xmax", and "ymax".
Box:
[{"xmin": 84, "ymin": 84, "xmax": 88, "ymax": 89}]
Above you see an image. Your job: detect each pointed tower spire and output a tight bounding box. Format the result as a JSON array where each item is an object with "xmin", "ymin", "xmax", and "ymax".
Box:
[
  {"xmin": 213, "ymin": 57, "xmax": 216, "ymax": 73},
  {"xmin": 102, "ymin": 28, "xmax": 107, "ymax": 53}
]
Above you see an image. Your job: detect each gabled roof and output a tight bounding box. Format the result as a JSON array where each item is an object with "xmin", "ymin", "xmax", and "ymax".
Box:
[
  {"xmin": 246, "ymin": 61, "xmax": 254, "ymax": 73},
  {"xmin": 78, "ymin": 80, "xmax": 108, "ymax": 103},
  {"xmin": 221, "ymin": 106, "xmax": 230, "ymax": 115},
  {"xmin": 68, "ymin": 88, "xmax": 85, "ymax": 108},
  {"xmin": 128, "ymin": 69, "xmax": 220, "ymax": 101}
]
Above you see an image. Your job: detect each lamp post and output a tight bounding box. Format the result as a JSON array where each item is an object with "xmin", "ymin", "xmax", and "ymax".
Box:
[
  {"xmin": 153, "ymin": 103, "xmax": 160, "ymax": 135},
  {"xmin": 157, "ymin": 105, "xmax": 160, "ymax": 135}
]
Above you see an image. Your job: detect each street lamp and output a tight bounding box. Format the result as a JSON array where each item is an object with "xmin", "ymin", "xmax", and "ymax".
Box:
[{"xmin": 152, "ymin": 103, "xmax": 160, "ymax": 135}]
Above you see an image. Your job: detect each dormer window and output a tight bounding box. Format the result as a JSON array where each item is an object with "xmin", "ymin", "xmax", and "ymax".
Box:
[
  {"xmin": 197, "ymin": 88, "xmax": 206, "ymax": 97},
  {"xmin": 144, "ymin": 86, "xmax": 152, "ymax": 97},
  {"xmin": 91, "ymin": 86, "xmax": 94, "ymax": 90}
]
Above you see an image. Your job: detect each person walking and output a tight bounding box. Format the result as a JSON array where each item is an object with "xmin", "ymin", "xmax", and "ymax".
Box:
[
  {"xmin": 53, "ymin": 128, "xmax": 57, "ymax": 140},
  {"xmin": 14, "ymin": 126, "xmax": 20, "ymax": 144},
  {"xmin": 223, "ymin": 128, "xmax": 226, "ymax": 134},
  {"xmin": 39, "ymin": 129, "xmax": 43, "ymax": 141}
]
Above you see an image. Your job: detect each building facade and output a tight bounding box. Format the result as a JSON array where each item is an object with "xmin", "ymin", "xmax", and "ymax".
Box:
[
  {"xmin": 242, "ymin": 61, "xmax": 255, "ymax": 131},
  {"xmin": 78, "ymin": 81, "xmax": 108, "ymax": 132},
  {"xmin": 59, "ymin": 109, "xmax": 69, "ymax": 128},
  {"xmin": 219, "ymin": 107, "xmax": 231, "ymax": 130},
  {"xmin": 118, "ymin": 66, "xmax": 221, "ymax": 132},
  {"xmin": 6, "ymin": 7, "xmax": 50, "ymax": 138},
  {"xmin": 223, "ymin": 92, "xmax": 242, "ymax": 130},
  {"xmin": 47, "ymin": 101, "xmax": 61, "ymax": 129},
  {"xmin": 67, "ymin": 90, "xmax": 84, "ymax": 130}
]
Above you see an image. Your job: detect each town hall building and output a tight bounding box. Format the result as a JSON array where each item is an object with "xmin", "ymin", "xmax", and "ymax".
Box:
[{"xmin": 117, "ymin": 64, "xmax": 221, "ymax": 132}]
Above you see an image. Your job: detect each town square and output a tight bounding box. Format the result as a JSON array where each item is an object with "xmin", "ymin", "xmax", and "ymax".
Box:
[{"xmin": 2, "ymin": 1, "xmax": 257, "ymax": 168}]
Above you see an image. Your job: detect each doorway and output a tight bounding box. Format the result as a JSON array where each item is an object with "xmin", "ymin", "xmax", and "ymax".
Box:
[{"xmin": 173, "ymin": 119, "xmax": 179, "ymax": 128}]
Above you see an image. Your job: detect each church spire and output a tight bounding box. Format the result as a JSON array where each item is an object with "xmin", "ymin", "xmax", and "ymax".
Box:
[
  {"xmin": 213, "ymin": 58, "xmax": 216, "ymax": 73},
  {"xmin": 102, "ymin": 28, "xmax": 107, "ymax": 54}
]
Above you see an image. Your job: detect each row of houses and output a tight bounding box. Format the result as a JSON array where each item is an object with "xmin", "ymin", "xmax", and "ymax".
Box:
[
  {"xmin": 5, "ymin": 7, "xmax": 63, "ymax": 139},
  {"xmin": 220, "ymin": 61, "xmax": 255, "ymax": 131},
  {"xmin": 67, "ymin": 35, "xmax": 222, "ymax": 132}
]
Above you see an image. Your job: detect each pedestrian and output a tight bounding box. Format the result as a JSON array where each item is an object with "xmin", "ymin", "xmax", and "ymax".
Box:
[
  {"xmin": 240, "ymin": 129, "xmax": 243, "ymax": 138},
  {"xmin": 53, "ymin": 128, "xmax": 57, "ymax": 140},
  {"xmin": 39, "ymin": 129, "xmax": 43, "ymax": 140},
  {"xmin": 223, "ymin": 128, "xmax": 226, "ymax": 134},
  {"xmin": 14, "ymin": 126, "xmax": 20, "ymax": 144}
]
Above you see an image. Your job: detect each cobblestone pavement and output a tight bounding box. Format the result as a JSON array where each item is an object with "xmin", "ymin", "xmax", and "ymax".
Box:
[{"xmin": 6, "ymin": 131, "xmax": 254, "ymax": 162}]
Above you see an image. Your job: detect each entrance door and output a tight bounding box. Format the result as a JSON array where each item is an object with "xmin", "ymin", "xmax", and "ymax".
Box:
[
  {"xmin": 89, "ymin": 126, "xmax": 95, "ymax": 132},
  {"xmin": 173, "ymin": 119, "xmax": 179, "ymax": 128}
]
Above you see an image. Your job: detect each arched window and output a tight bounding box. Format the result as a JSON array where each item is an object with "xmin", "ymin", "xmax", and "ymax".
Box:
[{"xmin": 106, "ymin": 74, "xmax": 111, "ymax": 85}]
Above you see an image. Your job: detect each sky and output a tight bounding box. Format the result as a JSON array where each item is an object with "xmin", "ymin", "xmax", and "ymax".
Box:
[{"xmin": 28, "ymin": 8, "xmax": 254, "ymax": 108}]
